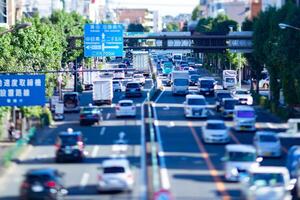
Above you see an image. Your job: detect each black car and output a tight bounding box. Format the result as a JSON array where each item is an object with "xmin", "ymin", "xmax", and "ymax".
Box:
[
  {"xmin": 20, "ymin": 168, "xmax": 67, "ymax": 200},
  {"xmin": 215, "ymin": 91, "xmax": 233, "ymax": 111},
  {"xmin": 125, "ymin": 82, "xmax": 142, "ymax": 97},
  {"xmin": 79, "ymin": 106, "xmax": 102, "ymax": 125},
  {"xmin": 55, "ymin": 130, "xmax": 85, "ymax": 162}
]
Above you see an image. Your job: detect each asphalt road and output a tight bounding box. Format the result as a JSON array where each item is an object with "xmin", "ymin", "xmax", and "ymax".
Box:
[
  {"xmin": 153, "ymin": 85, "xmax": 300, "ymax": 200},
  {"xmin": 0, "ymin": 75, "xmax": 299, "ymax": 200},
  {"xmin": 0, "ymin": 80, "xmax": 152, "ymax": 200}
]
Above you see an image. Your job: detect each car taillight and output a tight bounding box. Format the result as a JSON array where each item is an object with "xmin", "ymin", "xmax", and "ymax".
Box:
[
  {"xmin": 77, "ymin": 141, "xmax": 84, "ymax": 150},
  {"xmin": 21, "ymin": 181, "xmax": 29, "ymax": 189},
  {"xmin": 116, "ymin": 105, "xmax": 120, "ymax": 110},
  {"xmin": 97, "ymin": 175, "xmax": 102, "ymax": 180},
  {"xmin": 127, "ymin": 174, "xmax": 133, "ymax": 180},
  {"xmin": 45, "ymin": 181, "xmax": 56, "ymax": 188},
  {"xmin": 55, "ymin": 143, "xmax": 61, "ymax": 150},
  {"xmin": 80, "ymin": 114, "xmax": 84, "ymax": 119}
]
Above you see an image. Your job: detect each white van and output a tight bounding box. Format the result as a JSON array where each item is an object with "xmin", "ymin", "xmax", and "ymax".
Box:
[
  {"xmin": 222, "ymin": 144, "xmax": 262, "ymax": 181},
  {"xmin": 184, "ymin": 94, "xmax": 208, "ymax": 118},
  {"xmin": 63, "ymin": 92, "xmax": 80, "ymax": 113},
  {"xmin": 234, "ymin": 105, "xmax": 256, "ymax": 131}
]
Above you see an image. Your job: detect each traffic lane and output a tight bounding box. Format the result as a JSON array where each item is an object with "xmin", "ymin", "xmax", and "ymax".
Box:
[
  {"xmin": 0, "ymin": 111, "xmax": 143, "ymax": 200},
  {"xmin": 158, "ymin": 124, "xmax": 231, "ymax": 199},
  {"xmin": 0, "ymin": 128, "xmax": 142, "ymax": 199}
]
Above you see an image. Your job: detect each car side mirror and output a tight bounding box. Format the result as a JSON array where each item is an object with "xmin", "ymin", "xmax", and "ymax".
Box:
[{"xmin": 287, "ymin": 179, "xmax": 297, "ymax": 191}]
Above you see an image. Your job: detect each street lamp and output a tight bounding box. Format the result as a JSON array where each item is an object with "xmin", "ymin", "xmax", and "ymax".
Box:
[
  {"xmin": 0, "ymin": 22, "xmax": 32, "ymax": 36},
  {"xmin": 278, "ymin": 23, "xmax": 300, "ymax": 31}
]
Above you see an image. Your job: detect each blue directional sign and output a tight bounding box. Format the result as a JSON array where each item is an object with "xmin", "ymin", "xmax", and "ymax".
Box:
[
  {"xmin": 0, "ymin": 75, "xmax": 46, "ymax": 106},
  {"xmin": 84, "ymin": 24, "xmax": 124, "ymax": 57}
]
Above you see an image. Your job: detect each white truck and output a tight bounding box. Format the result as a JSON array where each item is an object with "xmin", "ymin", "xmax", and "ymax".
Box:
[
  {"xmin": 171, "ymin": 71, "xmax": 189, "ymax": 95},
  {"xmin": 132, "ymin": 51, "xmax": 150, "ymax": 74},
  {"xmin": 93, "ymin": 79, "xmax": 113, "ymax": 105},
  {"xmin": 223, "ymin": 70, "xmax": 237, "ymax": 90}
]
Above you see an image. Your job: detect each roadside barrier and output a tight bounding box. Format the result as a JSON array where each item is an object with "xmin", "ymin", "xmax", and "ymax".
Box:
[{"xmin": 2, "ymin": 127, "xmax": 36, "ymax": 167}]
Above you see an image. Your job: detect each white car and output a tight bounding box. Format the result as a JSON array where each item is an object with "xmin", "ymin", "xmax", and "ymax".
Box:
[
  {"xmin": 115, "ymin": 100, "xmax": 136, "ymax": 117},
  {"xmin": 233, "ymin": 105, "xmax": 256, "ymax": 132},
  {"xmin": 113, "ymin": 80, "xmax": 122, "ymax": 92},
  {"xmin": 133, "ymin": 74, "xmax": 145, "ymax": 85},
  {"xmin": 222, "ymin": 144, "xmax": 262, "ymax": 181},
  {"xmin": 241, "ymin": 167, "xmax": 296, "ymax": 200},
  {"xmin": 254, "ymin": 131, "xmax": 282, "ymax": 157},
  {"xmin": 232, "ymin": 89, "xmax": 253, "ymax": 105},
  {"xmin": 202, "ymin": 120, "xmax": 230, "ymax": 143},
  {"xmin": 97, "ymin": 159, "xmax": 134, "ymax": 192},
  {"xmin": 184, "ymin": 94, "xmax": 209, "ymax": 118}
]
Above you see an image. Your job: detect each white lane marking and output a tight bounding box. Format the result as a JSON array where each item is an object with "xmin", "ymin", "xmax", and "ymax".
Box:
[
  {"xmin": 100, "ymin": 127, "xmax": 106, "ymax": 135},
  {"xmin": 140, "ymin": 100, "xmax": 147, "ymax": 200},
  {"xmin": 106, "ymin": 113, "xmax": 111, "ymax": 120},
  {"xmin": 163, "ymin": 106, "xmax": 169, "ymax": 110},
  {"xmin": 91, "ymin": 146, "xmax": 99, "ymax": 158},
  {"xmin": 167, "ymin": 121, "xmax": 175, "ymax": 128},
  {"xmin": 154, "ymin": 87, "xmax": 165, "ymax": 103},
  {"xmin": 153, "ymin": 103, "xmax": 171, "ymax": 190},
  {"xmin": 80, "ymin": 172, "xmax": 90, "ymax": 190}
]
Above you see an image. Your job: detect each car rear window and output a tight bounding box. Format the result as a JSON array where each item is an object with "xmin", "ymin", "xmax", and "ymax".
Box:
[
  {"xmin": 207, "ymin": 123, "xmax": 226, "ymax": 130},
  {"xmin": 120, "ymin": 103, "xmax": 132, "ymax": 106},
  {"xmin": 127, "ymin": 83, "xmax": 139, "ymax": 88},
  {"xmin": 259, "ymin": 135, "xmax": 278, "ymax": 142},
  {"xmin": 103, "ymin": 167, "xmax": 125, "ymax": 174},
  {"xmin": 59, "ymin": 135, "xmax": 78, "ymax": 146},
  {"xmin": 26, "ymin": 174, "xmax": 51, "ymax": 183}
]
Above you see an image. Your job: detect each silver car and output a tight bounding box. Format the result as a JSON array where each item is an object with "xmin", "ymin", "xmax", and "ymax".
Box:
[{"xmin": 254, "ymin": 131, "xmax": 282, "ymax": 157}]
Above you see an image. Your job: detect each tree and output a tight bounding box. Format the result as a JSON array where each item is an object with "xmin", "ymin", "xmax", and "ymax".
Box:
[
  {"xmin": 191, "ymin": 5, "xmax": 202, "ymax": 21},
  {"xmin": 166, "ymin": 22, "xmax": 179, "ymax": 32},
  {"xmin": 127, "ymin": 23, "xmax": 146, "ymax": 32}
]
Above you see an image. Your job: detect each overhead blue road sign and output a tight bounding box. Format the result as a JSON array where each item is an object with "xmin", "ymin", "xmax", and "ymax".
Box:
[
  {"xmin": 0, "ymin": 75, "xmax": 46, "ymax": 106},
  {"xmin": 84, "ymin": 24, "xmax": 124, "ymax": 57}
]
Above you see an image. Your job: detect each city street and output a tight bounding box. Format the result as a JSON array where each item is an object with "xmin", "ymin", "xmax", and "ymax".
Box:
[{"xmin": 0, "ymin": 82, "xmax": 152, "ymax": 200}]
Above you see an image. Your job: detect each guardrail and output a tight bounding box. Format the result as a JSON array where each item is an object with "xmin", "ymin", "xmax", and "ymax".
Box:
[{"xmin": 2, "ymin": 127, "xmax": 36, "ymax": 167}]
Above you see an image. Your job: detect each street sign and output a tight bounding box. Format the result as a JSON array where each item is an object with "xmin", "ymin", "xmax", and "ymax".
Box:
[
  {"xmin": 84, "ymin": 24, "xmax": 124, "ymax": 57},
  {"xmin": 0, "ymin": 75, "xmax": 46, "ymax": 106}
]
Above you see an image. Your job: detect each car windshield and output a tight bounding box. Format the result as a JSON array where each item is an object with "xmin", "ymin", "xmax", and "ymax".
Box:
[
  {"xmin": 127, "ymin": 83, "xmax": 139, "ymax": 88},
  {"xmin": 236, "ymin": 90, "xmax": 249, "ymax": 95},
  {"xmin": 191, "ymin": 75, "xmax": 200, "ymax": 81},
  {"xmin": 64, "ymin": 94, "xmax": 78, "ymax": 106},
  {"xmin": 251, "ymin": 173, "xmax": 285, "ymax": 187},
  {"xmin": 207, "ymin": 123, "xmax": 226, "ymax": 130},
  {"xmin": 189, "ymin": 70, "xmax": 197, "ymax": 75},
  {"xmin": 60, "ymin": 135, "xmax": 78, "ymax": 146},
  {"xmin": 228, "ymin": 151, "xmax": 256, "ymax": 162},
  {"xmin": 225, "ymin": 78, "xmax": 235, "ymax": 83},
  {"xmin": 224, "ymin": 100, "xmax": 237, "ymax": 109},
  {"xmin": 259, "ymin": 135, "xmax": 278, "ymax": 142},
  {"xmin": 217, "ymin": 93, "xmax": 232, "ymax": 99},
  {"xmin": 174, "ymin": 79, "xmax": 189, "ymax": 86},
  {"xmin": 174, "ymin": 55, "xmax": 181, "ymax": 60},
  {"xmin": 200, "ymin": 80, "xmax": 214, "ymax": 88},
  {"xmin": 187, "ymin": 98, "xmax": 206, "ymax": 105},
  {"xmin": 103, "ymin": 167, "xmax": 125, "ymax": 174},
  {"xmin": 237, "ymin": 110, "xmax": 255, "ymax": 118}
]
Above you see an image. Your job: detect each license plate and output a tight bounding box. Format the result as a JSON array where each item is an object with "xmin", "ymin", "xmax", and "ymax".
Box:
[
  {"xmin": 264, "ymin": 152, "xmax": 271, "ymax": 156},
  {"xmin": 205, "ymin": 92, "xmax": 210, "ymax": 95},
  {"xmin": 32, "ymin": 185, "xmax": 44, "ymax": 192}
]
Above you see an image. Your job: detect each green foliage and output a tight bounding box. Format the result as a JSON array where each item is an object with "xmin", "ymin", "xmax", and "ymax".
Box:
[
  {"xmin": 252, "ymin": 2, "xmax": 300, "ymax": 107},
  {"xmin": 166, "ymin": 23, "xmax": 179, "ymax": 32},
  {"xmin": 21, "ymin": 107, "xmax": 43, "ymax": 118},
  {"xmin": 192, "ymin": 5, "xmax": 202, "ymax": 21}
]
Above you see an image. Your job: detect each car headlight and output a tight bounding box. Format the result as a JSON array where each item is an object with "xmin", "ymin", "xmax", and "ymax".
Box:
[{"xmin": 230, "ymin": 168, "xmax": 238, "ymax": 176}]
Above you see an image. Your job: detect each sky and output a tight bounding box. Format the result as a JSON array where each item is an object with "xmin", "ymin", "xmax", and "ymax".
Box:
[{"xmin": 108, "ymin": 0, "xmax": 199, "ymax": 16}]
